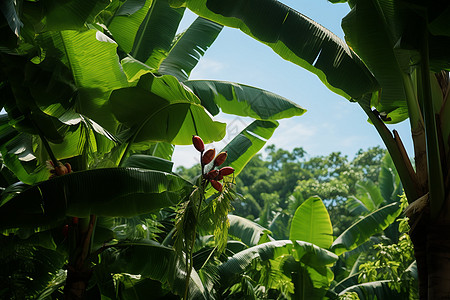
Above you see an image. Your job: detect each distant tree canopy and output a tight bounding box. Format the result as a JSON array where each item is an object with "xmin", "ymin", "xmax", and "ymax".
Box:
[{"xmin": 178, "ymin": 145, "xmax": 387, "ymax": 235}]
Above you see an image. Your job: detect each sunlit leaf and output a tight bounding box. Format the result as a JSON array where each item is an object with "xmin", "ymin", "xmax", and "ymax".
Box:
[
  {"xmin": 289, "ymin": 196, "xmax": 333, "ymax": 249},
  {"xmin": 185, "ymin": 0, "xmax": 379, "ymax": 100},
  {"xmin": 184, "ymin": 80, "xmax": 306, "ymax": 119},
  {"xmin": 159, "ymin": 17, "xmax": 223, "ymax": 81},
  {"xmin": 228, "ymin": 214, "xmax": 273, "ymax": 247}
]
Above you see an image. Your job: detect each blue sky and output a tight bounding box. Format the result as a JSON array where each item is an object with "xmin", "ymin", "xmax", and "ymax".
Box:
[{"xmin": 172, "ymin": 1, "xmax": 413, "ymax": 168}]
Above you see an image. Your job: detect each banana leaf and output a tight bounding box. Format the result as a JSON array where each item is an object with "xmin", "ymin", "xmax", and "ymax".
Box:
[
  {"xmin": 331, "ymin": 202, "xmax": 402, "ymax": 255},
  {"xmin": 159, "ymin": 17, "xmax": 223, "ymax": 81},
  {"xmin": 0, "ymin": 168, "xmax": 192, "ymax": 230},
  {"xmin": 228, "ymin": 214, "xmax": 273, "ymax": 247},
  {"xmin": 110, "ymin": 73, "xmax": 226, "ymax": 145},
  {"xmin": 102, "ymin": 240, "xmax": 208, "ymax": 299},
  {"xmin": 218, "ymin": 240, "xmax": 338, "ymax": 282},
  {"xmin": 184, "ymin": 0, "xmax": 379, "ymax": 100},
  {"xmin": 289, "ymin": 196, "xmax": 333, "ymax": 249},
  {"xmin": 184, "ymin": 80, "xmax": 306, "ymax": 119}
]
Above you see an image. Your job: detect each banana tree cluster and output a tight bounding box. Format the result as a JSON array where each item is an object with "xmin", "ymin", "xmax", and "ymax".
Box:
[{"xmin": 0, "ymin": 0, "xmax": 307, "ymax": 298}]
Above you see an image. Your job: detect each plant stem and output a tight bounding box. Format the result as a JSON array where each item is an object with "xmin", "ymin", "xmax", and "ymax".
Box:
[
  {"xmin": 183, "ymin": 179, "xmax": 207, "ymax": 299},
  {"xmin": 359, "ymin": 99, "xmax": 419, "ymax": 202},
  {"xmin": 419, "ymin": 29, "xmax": 445, "ymax": 219}
]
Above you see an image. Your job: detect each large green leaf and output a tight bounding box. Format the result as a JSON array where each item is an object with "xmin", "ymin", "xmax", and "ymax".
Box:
[
  {"xmin": 103, "ymin": 241, "xmax": 208, "ymax": 299},
  {"xmin": 159, "ymin": 17, "xmax": 223, "ymax": 81},
  {"xmin": 218, "ymin": 240, "xmax": 338, "ymax": 284},
  {"xmin": 228, "ymin": 214, "xmax": 273, "ymax": 247},
  {"xmin": 121, "ymin": 56, "xmax": 154, "ymax": 83},
  {"xmin": 184, "ymin": 0, "xmax": 379, "ymax": 100},
  {"xmin": 108, "ymin": 0, "xmax": 153, "ymax": 54},
  {"xmin": 331, "ymin": 202, "xmax": 402, "ymax": 255},
  {"xmin": 37, "ymin": 29, "xmax": 129, "ymax": 132},
  {"xmin": 110, "ymin": 73, "xmax": 226, "ymax": 144},
  {"xmin": 342, "ymin": 0, "xmax": 408, "ymax": 119},
  {"xmin": 109, "ymin": 0, "xmax": 185, "ymax": 69},
  {"xmin": 219, "ymin": 120, "xmax": 278, "ymax": 177},
  {"xmin": 346, "ymin": 196, "xmax": 370, "ymax": 216},
  {"xmin": 289, "ymin": 196, "xmax": 333, "ymax": 249},
  {"xmin": 0, "ymin": 168, "xmax": 192, "ymax": 230},
  {"xmin": 184, "ymin": 80, "xmax": 306, "ymax": 119},
  {"xmin": 33, "ymin": 0, "xmax": 110, "ymax": 31}
]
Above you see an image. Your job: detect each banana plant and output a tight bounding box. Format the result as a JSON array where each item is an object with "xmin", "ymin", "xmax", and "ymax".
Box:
[
  {"xmin": 181, "ymin": 0, "xmax": 450, "ymax": 297},
  {"xmin": 208, "ymin": 195, "xmax": 406, "ymax": 299},
  {"xmin": 0, "ymin": 0, "xmax": 308, "ymax": 298}
]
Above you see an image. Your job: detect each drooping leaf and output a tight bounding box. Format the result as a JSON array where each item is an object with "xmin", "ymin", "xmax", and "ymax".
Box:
[
  {"xmin": 331, "ymin": 202, "xmax": 403, "ymax": 255},
  {"xmin": 110, "ymin": 73, "xmax": 226, "ymax": 145},
  {"xmin": 219, "ymin": 120, "xmax": 278, "ymax": 177},
  {"xmin": 346, "ymin": 196, "xmax": 370, "ymax": 216},
  {"xmin": 268, "ymin": 211, "xmax": 291, "ymax": 240},
  {"xmin": 338, "ymin": 280, "xmax": 406, "ymax": 299},
  {"xmin": 103, "ymin": 241, "xmax": 208, "ymax": 299},
  {"xmin": 403, "ymin": 260, "xmax": 418, "ymax": 281},
  {"xmin": 159, "ymin": 17, "xmax": 223, "ymax": 81},
  {"xmin": 341, "ymin": 0, "xmax": 409, "ymax": 122},
  {"xmin": 218, "ymin": 240, "xmax": 338, "ymax": 284},
  {"xmin": 121, "ymin": 56, "xmax": 153, "ymax": 83},
  {"xmin": 228, "ymin": 214, "xmax": 273, "ymax": 247},
  {"xmin": 0, "ymin": 168, "xmax": 192, "ymax": 230},
  {"xmin": 132, "ymin": 0, "xmax": 184, "ymax": 68},
  {"xmin": 289, "ymin": 196, "xmax": 333, "ymax": 249},
  {"xmin": 184, "ymin": 80, "xmax": 306, "ymax": 119},
  {"xmin": 330, "ymin": 273, "xmax": 360, "ymax": 295},
  {"xmin": 184, "ymin": 0, "xmax": 379, "ymax": 100},
  {"xmin": 115, "ymin": 276, "xmax": 170, "ymax": 299}
]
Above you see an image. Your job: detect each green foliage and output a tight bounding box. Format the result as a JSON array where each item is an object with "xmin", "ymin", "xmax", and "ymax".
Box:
[
  {"xmin": 0, "ymin": 0, "xmax": 307, "ymax": 297},
  {"xmin": 177, "ymin": 145, "xmax": 387, "ymax": 236},
  {"xmin": 357, "ymin": 218, "xmax": 417, "ymax": 297},
  {"xmin": 0, "ymin": 0, "xmax": 431, "ymax": 298},
  {"xmin": 289, "ymin": 196, "xmax": 333, "ymax": 249}
]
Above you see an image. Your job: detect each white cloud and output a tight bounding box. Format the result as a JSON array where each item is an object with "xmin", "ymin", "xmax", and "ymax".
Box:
[{"xmin": 190, "ymin": 58, "xmax": 226, "ymax": 80}]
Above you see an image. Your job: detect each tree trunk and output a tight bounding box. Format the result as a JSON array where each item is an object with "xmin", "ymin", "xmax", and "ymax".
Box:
[
  {"xmin": 410, "ymin": 214, "xmax": 429, "ymax": 300},
  {"xmin": 410, "ymin": 197, "xmax": 450, "ymax": 299},
  {"xmin": 64, "ymin": 267, "xmax": 92, "ymax": 300},
  {"xmin": 427, "ymin": 221, "xmax": 450, "ymax": 299},
  {"xmin": 64, "ymin": 215, "xmax": 96, "ymax": 299}
]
